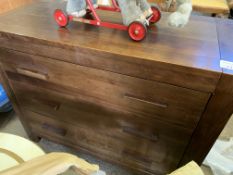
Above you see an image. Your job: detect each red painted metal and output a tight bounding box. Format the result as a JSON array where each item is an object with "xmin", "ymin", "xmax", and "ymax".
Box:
[
  {"xmin": 71, "ymin": 15, "xmax": 127, "ymax": 30},
  {"xmin": 112, "ymin": 0, "xmax": 120, "ymax": 10},
  {"xmin": 97, "ymin": 5, "xmax": 120, "ymax": 12},
  {"xmin": 54, "ymin": 0, "xmax": 161, "ymax": 41},
  {"xmin": 150, "ymin": 6, "xmax": 161, "ymax": 24},
  {"xmin": 86, "ymin": 0, "xmax": 101, "ymax": 21},
  {"xmin": 54, "ymin": 9, "xmax": 69, "ymax": 27},
  {"xmin": 99, "ymin": 21, "xmax": 127, "ymax": 30},
  {"xmin": 128, "ymin": 22, "xmax": 147, "ymax": 41}
]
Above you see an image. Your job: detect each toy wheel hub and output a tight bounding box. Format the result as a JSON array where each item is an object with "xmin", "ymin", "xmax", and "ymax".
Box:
[
  {"xmin": 54, "ymin": 9, "xmax": 69, "ymax": 27},
  {"xmin": 128, "ymin": 22, "xmax": 147, "ymax": 41},
  {"xmin": 134, "ymin": 30, "xmax": 139, "ymax": 35}
]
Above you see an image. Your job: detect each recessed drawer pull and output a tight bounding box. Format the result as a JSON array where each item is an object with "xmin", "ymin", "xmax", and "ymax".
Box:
[
  {"xmin": 122, "ymin": 149, "xmax": 153, "ymax": 165},
  {"xmin": 41, "ymin": 123, "xmax": 67, "ymax": 136},
  {"xmin": 42, "ymin": 99, "xmax": 61, "ymax": 111},
  {"xmin": 124, "ymin": 93, "xmax": 168, "ymax": 108},
  {"xmin": 16, "ymin": 68, "xmax": 48, "ymax": 80},
  {"xmin": 123, "ymin": 126, "xmax": 159, "ymax": 142},
  {"xmin": 53, "ymin": 104, "xmax": 60, "ymax": 111}
]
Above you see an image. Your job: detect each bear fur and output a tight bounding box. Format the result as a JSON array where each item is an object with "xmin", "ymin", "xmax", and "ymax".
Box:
[
  {"xmin": 168, "ymin": 0, "xmax": 192, "ymax": 27},
  {"xmin": 117, "ymin": 0, "xmax": 152, "ymax": 25},
  {"xmin": 66, "ymin": 0, "xmax": 192, "ymax": 27}
]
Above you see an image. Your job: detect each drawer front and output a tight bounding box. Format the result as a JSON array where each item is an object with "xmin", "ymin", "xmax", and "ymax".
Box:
[
  {"xmin": 24, "ymin": 109, "xmax": 190, "ymax": 174},
  {"xmin": 0, "ymin": 34, "xmax": 220, "ymax": 93},
  {"xmin": 11, "ymin": 79, "xmax": 193, "ymax": 139},
  {"xmin": 0, "ymin": 49, "xmax": 210, "ymax": 128}
]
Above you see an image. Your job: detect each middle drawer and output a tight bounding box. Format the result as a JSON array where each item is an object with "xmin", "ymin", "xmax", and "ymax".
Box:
[
  {"xmin": 12, "ymin": 79, "xmax": 193, "ymax": 174},
  {"xmin": 1, "ymin": 48, "xmax": 210, "ymax": 128}
]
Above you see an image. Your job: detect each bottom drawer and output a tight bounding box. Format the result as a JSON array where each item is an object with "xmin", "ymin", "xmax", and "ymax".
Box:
[{"xmin": 24, "ymin": 110, "xmax": 189, "ymax": 175}]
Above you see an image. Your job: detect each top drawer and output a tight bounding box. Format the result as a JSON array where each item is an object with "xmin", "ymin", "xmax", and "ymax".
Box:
[
  {"xmin": 0, "ymin": 31, "xmax": 221, "ymax": 92},
  {"xmin": 0, "ymin": 49, "xmax": 210, "ymax": 128}
]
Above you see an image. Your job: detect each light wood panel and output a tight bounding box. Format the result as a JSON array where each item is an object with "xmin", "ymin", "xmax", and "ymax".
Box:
[{"xmin": 0, "ymin": 0, "xmax": 32, "ymax": 14}]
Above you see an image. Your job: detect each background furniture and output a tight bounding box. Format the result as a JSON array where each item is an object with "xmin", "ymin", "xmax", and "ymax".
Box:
[
  {"xmin": 169, "ymin": 161, "xmax": 204, "ymax": 175},
  {"xmin": 0, "ymin": 152, "xmax": 201, "ymax": 175},
  {"xmin": 0, "ymin": 0, "xmax": 32, "ymax": 15},
  {"xmin": 150, "ymin": 0, "xmax": 230, "ymax": 16},
  {"xmin": 0, "ymin": 152, "xmax": 103, "ymax": 175},
  {"xmin": 0, "ymin": 1, "xmax": 233, "ymax": 174},
  {"xmin": 0, "ymin": 132, "xmax": 45, "ymax": 171},
  {"xmin": 192, "ymin": 0, "xmax": 229, "ymax": 15}
]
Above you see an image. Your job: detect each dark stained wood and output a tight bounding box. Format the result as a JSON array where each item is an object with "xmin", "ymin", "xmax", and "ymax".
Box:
[
  {"xmin": 0, "ymin": 1, "xmax": 222, "ymax": 92},
  {"xmin": 180, "ymin": 18, "xmax": 233, "ymax": 165},
  {"xmin": 24, "ymin": 110, "xmax": 190, "ymax": 175},
  {"xmin": 10, "ymin": 78, "xmax": 194, "ymax": 139},
  {"xmin": 0, "ymin": 48, "xmax": 210, "ymax": 128},
  {"xmin": 180, "ymin": 73, "xmax": 233, "ymax": 165},
  {"xmin": 1, "ymin": 1, "xmax": 233, "ymax": 175},
  {"xmin": 0, "ymin": 63, "xmax": 39, "ymax": 141}
]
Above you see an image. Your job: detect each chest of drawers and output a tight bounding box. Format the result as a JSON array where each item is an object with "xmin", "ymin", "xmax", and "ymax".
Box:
[{"xmin": 0, "ymin": 1, "xmax": 233, "ymax": 174}]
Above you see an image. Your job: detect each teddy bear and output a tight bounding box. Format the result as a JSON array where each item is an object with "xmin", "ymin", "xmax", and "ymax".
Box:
[
  {"xmin": 66, "ymin": 0, "xmax": 192, "ymax": 27},
  {"xmin": 157, "ymin": 0, "xmax": 177, "ymax": 12},
  {"xmin": 167, "ymin": 0, "xmax": 192, "ymax": 27},
  {"xmin": 117, "ymin": 0, "xmax": 153, "ymax": 26},
  {"xmin": 118, "ymin": 0, "xmax": 193, "ymax": 27},
  {"xmin": 66, "ymin": 0, "xmax": 98, "ymax": 17}
]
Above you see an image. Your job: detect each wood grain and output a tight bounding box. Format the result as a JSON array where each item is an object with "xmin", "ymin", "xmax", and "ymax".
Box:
[
  {"xmin": 24, "ymin": 110, "xmax": 191, "ymax": 175},
  {"xmin": 0, "ymin": 0, "xmax": 33, "ymax": 14},
  {"xmin": 0, "ymin": 152, "xmax": 100, "ymax": 175},
  {"xmin": 180, "ymin": 73, "xmax": 233, "ymax": 165},
  {"xmin": 180, "ymin": 17, "xmax": 233, "ymax": 166},
  {"xmin": 0, "ymin": 1, "xmax": 222, "ymax": 92},
  {"xmin": 0, "ymin": 64, "xmax": 39, "ymax": 141},
  {"xmin": 0, "ymin": 1, "xmax": 233, "ymax": 175},
  {"xmin": 0, "ymin": 48, "xmax": 210, "ymax": 128}
]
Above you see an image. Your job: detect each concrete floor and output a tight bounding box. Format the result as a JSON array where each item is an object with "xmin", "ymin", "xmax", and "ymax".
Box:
[{"xmin": 0, "ymin": 111, "xmax": 232, "ymax": 175}]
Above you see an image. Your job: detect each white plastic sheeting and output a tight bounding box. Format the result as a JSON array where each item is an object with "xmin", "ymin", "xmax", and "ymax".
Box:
[{"xmin": 204, "ymin": 138, "xmax": 233, "ymax": 175}]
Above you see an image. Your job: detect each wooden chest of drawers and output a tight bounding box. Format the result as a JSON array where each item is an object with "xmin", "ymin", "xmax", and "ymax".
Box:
[{"xmin": 0, "ymin": 1, "xmax": 233, "ymax": 174}]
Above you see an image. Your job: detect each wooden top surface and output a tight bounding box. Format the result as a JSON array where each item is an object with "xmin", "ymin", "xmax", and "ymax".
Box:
[
  {"xmin": 0, "ymin": 0, "xmax": 223, "ymax": 73},
  {"xmin": 216, "ymin": 19, "xmax": 233, "ymax": 75}
]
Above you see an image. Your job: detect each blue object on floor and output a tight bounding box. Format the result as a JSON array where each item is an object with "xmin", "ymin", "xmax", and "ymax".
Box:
[{"xmin": 0, "ymin": 84, "xmax": 12, "ymax": 112}]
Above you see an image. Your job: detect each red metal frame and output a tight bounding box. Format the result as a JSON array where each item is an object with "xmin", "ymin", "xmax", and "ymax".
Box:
[
  {"xmin": 68, "ymin": 0, "xmax": 128, "ymax": 31},
  {"xmin": 98, "ymin": 0, "xmax": 121, "ymax": 12},
  {"xmin": 54, "ymin": 0, "xmax": 161, "ymax": 41}
]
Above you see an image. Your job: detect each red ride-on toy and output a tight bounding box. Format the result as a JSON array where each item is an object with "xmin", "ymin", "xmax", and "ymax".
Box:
[{"xmin": 54, "ymin": 0, "xmax": 161, "ymax": 41}]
